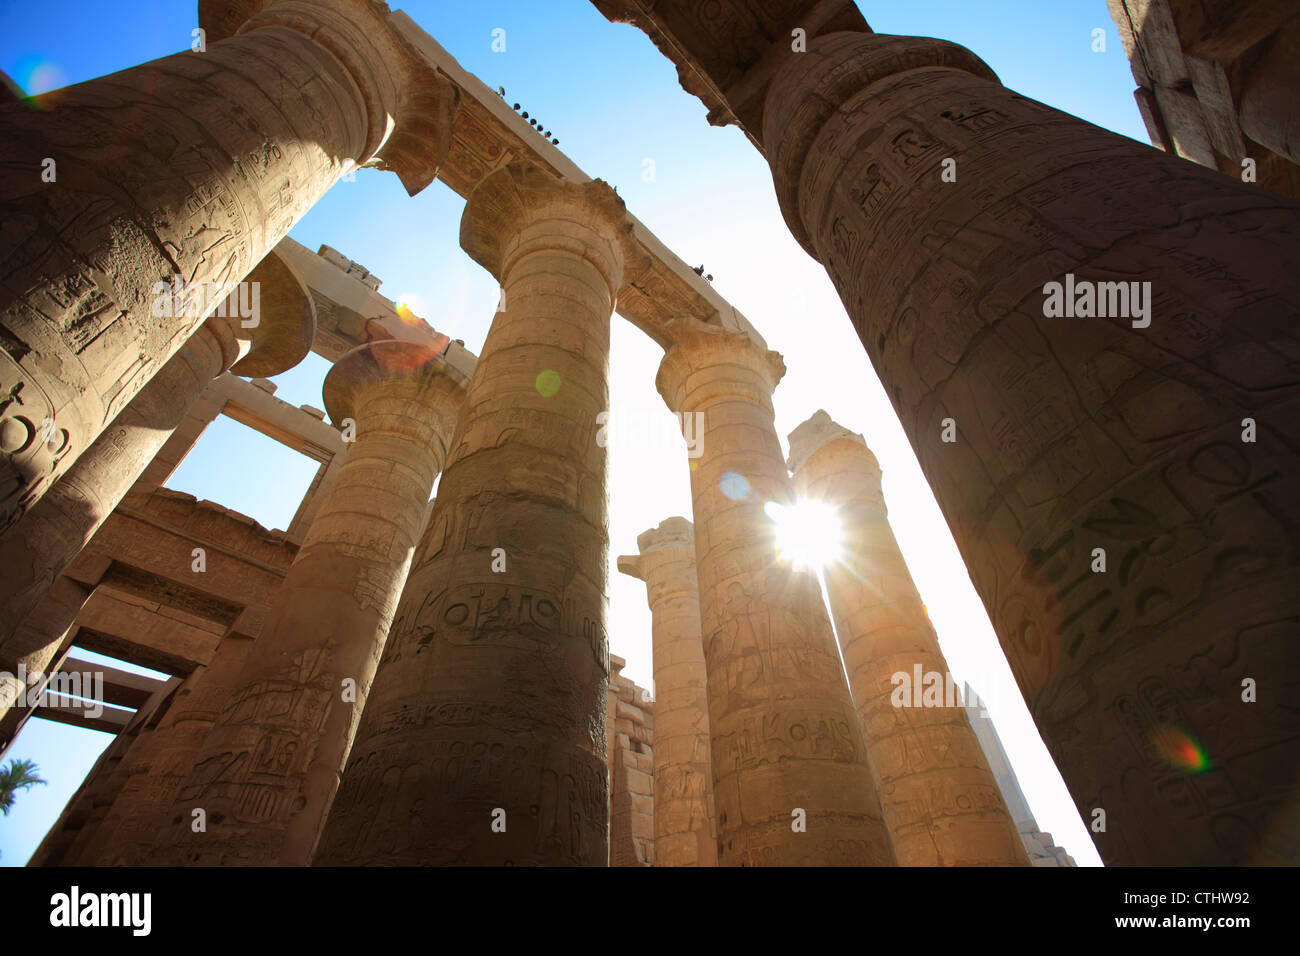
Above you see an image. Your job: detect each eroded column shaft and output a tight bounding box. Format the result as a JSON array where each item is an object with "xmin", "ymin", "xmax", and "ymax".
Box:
[
  {"xmin": 656, "ymin": 320, "xmax": 894, "ymax": 866},
  {"xmin": 0, "ymin": 0, "xmax": 447, "ymax": 529},
  {"xmin": 763, "ymin": 30, "xmax": 1300, "ymax": 865},
  {"xmin": 315, "ymin": 167, "xmax": 629, "ymax": 866},
  {"xmin": 147, "ymin": 340, "xmax": 465, "ymax": 865},
  {"xmin": 0, "ymin": 253, "xmax": 314, "ymax": 723},
  {"xmin": 70, "ymin": 632, "xmax": 255, "ymax": 866},
  {"xmin": 790, "ymin": 413, "xmax": 1029, "ymax": 865},
  {"xmin": 0, "ymin": 320, "xmax": 240, "ymax": 664},
  {"xmin": 618, "ymin": 518, "xmax": 717, "ymax": 866}
]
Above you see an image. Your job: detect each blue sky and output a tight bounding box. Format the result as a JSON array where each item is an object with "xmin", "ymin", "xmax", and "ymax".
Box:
[{"xmin": 0, "ymin": 0, "xmax": 1145, "ymax": 866}]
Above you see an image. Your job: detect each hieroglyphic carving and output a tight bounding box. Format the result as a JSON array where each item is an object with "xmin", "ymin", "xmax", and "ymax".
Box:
[
  {"xmin": 763, "ymin": 29, "xmax": 1300, "ymax": 863},
  {"xmin": 618, "ymin": 520, "xmax": 716, "ymax": 865},
  {"xmin": 0, "ymin": 0, "xmax": 460, "ymax": 530},
  {"xmin": 655, "ymin": 320, "xmax": 894, "ymax": 866},
  {"xmin": 315, "ymin": 168, "xmax": 631, "ymax": 866},
  {"xmin": 146, "ymin": 342, "xmax": 466, "ymax": 865}
]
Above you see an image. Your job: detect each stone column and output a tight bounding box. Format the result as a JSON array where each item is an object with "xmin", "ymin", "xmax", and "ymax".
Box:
[
  {"xmin": 0, "ymin": 0, "xmax": 456, "ymax": 530},
  {"xmin": 762, "ymin": 30, "xmax": 1300, "ymax": 866},
  {"xmin": 617, "ymin": 517, "xmax": 717, "ymax": 867},
  {"xmin": 28, "ymin": 672, "xmax": 183, "ymax": 866},
  {"xmin": 0, "ymin": 576, "xmax": 89, "ymax": 743},
  {"xmin": 147, "ymin": 339, "xmax": 468, "ymax": 865},
  {"xmin": 655, "ymin": 319, "xmax": 894, "ymax": 866},
  {"xmin": 0, "ymin": 253, "xmax": 314, "ymax": 720},
  {"xmin": 314, "ymin": 165, "xmax": 633, "ymax": 867},
  {"xmin": 789, "ymin": 411, "xmax": 1029, "ymax": 866},
  {"xmin": 69, "ymin": 630, "xmax": 256, "ymax": 866},
  {"xmin": 1239, "ymin": 21, "xmax": 1300, "ymax": 168}
]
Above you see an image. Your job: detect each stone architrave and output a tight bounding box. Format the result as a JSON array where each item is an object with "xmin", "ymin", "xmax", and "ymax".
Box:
[
  {"xmin": 655, "ymin": 318, "xmax": 894, "ymax": 867},
  {"xmin": 0, "ymin": 0, "xmax": 457, "ymax": 531},
  {"xmin": 147, "ymin": 340, "xmax": 468, "ymax": 865},
  {"xmin": 617, "ymin": 517, "xmax": 718, "ymax": 867},
  {"xmin": 760, "ymin": 30, "xmax": 1300, "ymax": 865},
  {"xmin": 789, "ymin": 410, "xmax": 1029, "ymax": 866},
  {"xmin": 0, "ymin": 253, "xmax": 315, "ymax": 721},
  {"xmin": 314, "ymin": 165, "xmax": 636, "ymax": 867}
]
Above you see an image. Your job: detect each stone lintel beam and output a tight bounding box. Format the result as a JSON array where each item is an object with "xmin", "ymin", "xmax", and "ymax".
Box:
[
  {"xmin": 387, "ymin": 14, "xmax": 761, "ymax": 347},
  {"xmin": 0, "ymin": 481, "xmax": 289, "ymax": 712},
  {"xmin": 269, "ymin": 237, "xmax": 453, "ymax": 362},
  {"xmin": 74, "ymin": 585, "xmax": 230, "ymax": 670},
  {"xmin": 0, "ymin": 492, "xmax": 295, "ymax": 688},
  {"xmin": 210, "ymin": 373, "xmax": 347, "ymax": 462}
]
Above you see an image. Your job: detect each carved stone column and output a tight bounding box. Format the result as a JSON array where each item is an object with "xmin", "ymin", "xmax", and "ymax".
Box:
[
  {"xmin": 1239, "ymin": 21, "xmax": 1300, "ymax": 169},
  {"xmin": 0, "ymin": 253, "xmax": 314, "ymax": 719},
  {"xmin": 0, "ymin": 0, "xmax": 456, "ymax": 530},
  {"xmin": 789, "ymin": 411, "xmax": 1029, "ymax": 866},
  {"xmin": 762, "ymin": 30, "xmax": 1300, "ymax": 865},
  {"xmin": 656, "ymin": 319, "xmax": 894, "ymax": 866},
  {"xmin": 617, "ymin": 517, "xmax": 717, "ymax": 867},
  {"xmin": 147, "ymin": 340, "xmax": 468, "ymax": 865},
  {"xmin": 69, "ymin": 630, "xmax": 256, "ymax": 866},
  {"xmin": 27, "ymin": 674, "xmax": 184, "ymax": 867},
  {"xmin": 315, "ymin": 165, "xmax": 633, "ymax": 866}
]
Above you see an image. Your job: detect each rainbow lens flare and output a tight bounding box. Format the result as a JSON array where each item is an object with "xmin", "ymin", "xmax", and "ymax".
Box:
[{"xmin": 1151, "ymin": 724, "xmax": 1210, "ymax": 773}]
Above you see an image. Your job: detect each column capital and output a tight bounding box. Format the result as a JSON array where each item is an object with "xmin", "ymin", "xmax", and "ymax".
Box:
[
  {"xmin": 201, "ymin": 0, "xmax": 460, "ymax": 194},
  {"xmin": 618, "ymin": 516, "xmax": 694, "ymax": 590},
  {"xmin": 635, "ymin": 515, "xmax": 693, "ymax": 554},
  {"xmin": 460, "ymin": 163, "xmax": 637, "ymax": 299},
  {"xmin": 762, "ymin": 31, "xmax": 997, "ymax": 256},
  {"xmin": 225, "ymin": 249, "xmax": 317, "ymax": 379},
  {"xmin": 655, "ymin": 318, "xmax": 785, "ymax": 414},
  {"xmin": 788, "ymin": 410, "xmax": 884, "ymax": 512},
  {"xmin": 323, "ymin": 340, "xmax": 469, "ymax": 437}
]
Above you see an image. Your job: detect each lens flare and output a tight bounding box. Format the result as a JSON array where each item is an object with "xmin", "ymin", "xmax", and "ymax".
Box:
[
  {"xmin": 1151, "ymin": 724, "xmax": 1210, "ymax": 773},
  {"xmin": 394, "ymin": 292, "xmax": 425, "ymax": 325},
  {"xmin": 535, "ymin": 369, "xmax": 561, "ymax": 397},
  {"xmin": 718, "ymin": 471, "xmax": 750, "ymax": 500},
  {"xmin": 15, "ymin": 56, "xmax": 66, "ymax": 96},
  {"xmin": 764, "ymin": 499, "xmax": 843, "ymax": 570}
]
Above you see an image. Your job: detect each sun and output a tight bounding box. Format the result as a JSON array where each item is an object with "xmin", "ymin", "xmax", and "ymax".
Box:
[{"xmin": 764, "ymin": 499, "xmax": 843, "ymax": 570}]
